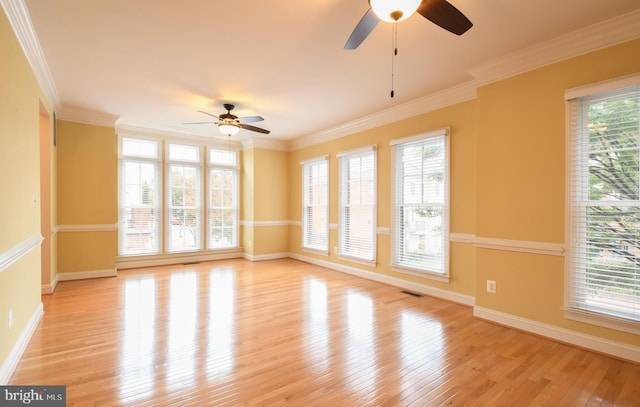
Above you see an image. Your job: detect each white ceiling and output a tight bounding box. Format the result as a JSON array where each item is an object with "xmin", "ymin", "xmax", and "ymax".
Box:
[{"xmin": 16, "ymin": 0, "xmax": 640, "ymax": 145}]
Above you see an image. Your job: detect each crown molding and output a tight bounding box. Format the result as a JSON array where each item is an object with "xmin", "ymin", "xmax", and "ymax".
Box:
[
  {"xmin": 1, "ymin": 0, "xmax": 60, "ymax": 109},
  {"xmin": 57, "ymin": 106, "xmax": 119, "ymax": 128},
  {"xmin": 468, "ymin": 9, "xmax": 640, "ymax": 86},
  {"xmin": 291, "ymin": 80, "xmax": 477, "ymax": 151}
]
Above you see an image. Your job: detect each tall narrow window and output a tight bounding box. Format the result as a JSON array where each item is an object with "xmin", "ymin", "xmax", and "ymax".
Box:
[
  {"xmin": 567, "ymin": 79, "xmax": 640, "ymax": 331},
  {"xmin": 119, "ymin": 138, "xmax": 162, "ymax": 256},
  {"xmin": 207, "ymin": 148, "xmax": 238, "ymax": 249},
  {"xmin": 391, "ymin": 130, "xmax": 449, "ymax": 279},
  {"xmin": 338, "ymin": 146, "xmax": 377, "ymax": 263},
  {"xmin": 302, "ymin": 156, "xmax": 329, "ymax": 253},
  {"xmin": 167, "ymin": 143, "xmax": 202, "ymax": 252}
]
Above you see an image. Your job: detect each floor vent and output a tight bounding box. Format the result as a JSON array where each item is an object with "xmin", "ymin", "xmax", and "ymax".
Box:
[
  {"xmin": 182, "ymin": 261, "xmax": 200, "ymax": 265},
  {"xmin": 400, "ymin": 290, "xmax": 423, "ymax": 298}
]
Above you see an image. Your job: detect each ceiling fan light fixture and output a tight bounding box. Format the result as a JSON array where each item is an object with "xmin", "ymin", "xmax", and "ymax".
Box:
[
  {"xmin": 369, "ymin": 0, "xmax": 421, "ymax": 22},
  {"xmin": 218, "ymin": 122, "xmax": 240, "ymax": 136}
]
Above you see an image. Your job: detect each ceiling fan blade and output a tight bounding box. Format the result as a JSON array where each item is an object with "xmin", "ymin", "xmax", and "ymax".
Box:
[
  {"xmin": 417, "ymin": 0, "xmax": 473, "ymax": 35},
  {"xmin": 240, "ymin": 115, "xmax": 264, "ymax": 124},
  {"xmin": 183, "ymin": 121, "xmax": 216, "ymax": 125},
  {"xmin": 241, "ymin": 124, "xmax": 270, "ymax": 134},
  {"xmin": 197, "ymin": 110, "xmax": 219, "ymax": 119},
  {"xmin": 344, "ymin": 8, "xmax": 379, "ymax": 50}
]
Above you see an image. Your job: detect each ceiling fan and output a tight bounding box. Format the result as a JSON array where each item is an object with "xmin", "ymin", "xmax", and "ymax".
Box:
[
  {"xmin": 185, "ymin": 104, "xmax": 270, "ymax": 137},
  {"xmin": 345, "ymin": 0, "xmax": 473, "ymax": 50}
]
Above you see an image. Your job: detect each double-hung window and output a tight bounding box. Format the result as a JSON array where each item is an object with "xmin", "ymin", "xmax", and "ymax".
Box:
[
  {"xmin": 119, "ymin": 138, "xmax": 162, "ymax": 256},
  {"xmin": 301, "ymin": 156, "xmax": 329, "ymax": 254},
  {"xmin": 391, "ymin": 129, "xmax": 449, "ymax": 280},
  {"xmin": 566, "ymin": 76, "xmax": 640, "ymax": 333},
  {"xmin": 207, "ymin": 148, "xmax": 239, "ymax": 249},
  {"xmin": 166, "ymin": 143, "xmax": 202, "ymax": 252},
  {"xmin": 338, "ymin": 145, "xmax": 377, "ymax": 263}
]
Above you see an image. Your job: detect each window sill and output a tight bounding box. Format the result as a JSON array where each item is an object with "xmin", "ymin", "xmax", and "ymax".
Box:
[
  {"xmin": 563, "ymin": 307, "xmax": 640, "ymax": 335},
  {"xmin": 392, "ymin": 265, "xmax": 450, "ymax": 283},
  {"xmin": 337, "ymin": 254, "xmax": 377, "ymax": 268}
]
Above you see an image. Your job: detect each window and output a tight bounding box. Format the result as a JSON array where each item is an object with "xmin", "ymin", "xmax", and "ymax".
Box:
[
  {"xmin": 119, "ymin": 138, "xmax": 162, "ymax": 255},
  {"xmin": 391, "ymin": 130, "xmax": 449, "ymax": 279},
  {"xmin": 208, "ymin": 148, "xmax": 238, "ymax": 249},
  {"xmin": 338, "ymin": 146, "xmax": 377, "ymax": 263},
  {"xmin": 301, "ymin": 156, "xmax": 329, "ymax": 253},
  {"xmin": 118, "ymin": 135, "xmax": 239, "ymax": 257},
  {"xmin": 567, "ymin": 77, "xmax": 640, "ymax": 332},
  {"xmin": 166, "ymin": 143, "xmax": 202, "ymax": 252}
]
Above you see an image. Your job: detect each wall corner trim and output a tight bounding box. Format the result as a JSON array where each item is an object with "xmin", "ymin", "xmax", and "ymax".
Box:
[
  {"xmin": 0, "ymin": 302, "xmax": 44, "ymax": 385},
  {"xmin": 0, "ymin": 234, "xmax": 44, "ymax": 274}
]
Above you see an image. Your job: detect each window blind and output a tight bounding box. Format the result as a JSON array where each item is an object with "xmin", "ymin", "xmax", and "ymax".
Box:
[
  {"xmin": 119, "ymin": 138, "xmax": 162, "ymax": 256},
  {"xmin": 568, "ymin": 83, "xmax": 640, "ymax": 326},
  {"xmin": 391, "ymin": 132, "xmax": 449, "ymax": 275},
  {"xmin": 338, "ymin": 146, "xmax": 377, "ymax": 262},
  {"xmin": 302, "ymin": 156, "xmax": 329, "ymax": 253}
]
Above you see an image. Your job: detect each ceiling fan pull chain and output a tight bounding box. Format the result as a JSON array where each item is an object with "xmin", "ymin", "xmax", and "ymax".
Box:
[{"xmin": 391, "ymin": 22, "xmax": 397, "ymax": 98}]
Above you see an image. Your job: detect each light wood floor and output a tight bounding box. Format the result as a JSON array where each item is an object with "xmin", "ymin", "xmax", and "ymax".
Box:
[{"xmin": 10, "ymin": 258, "xmax": 640, "ymax": 406}]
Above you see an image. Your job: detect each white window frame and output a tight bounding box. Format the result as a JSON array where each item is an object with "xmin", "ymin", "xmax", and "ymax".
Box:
[
  {"xmin": 117, "ymin": 132, "xmax": 241, "ymax": 259},
  {"xmin": 207, "ymin": 147, "xmax": 239, "ymax": 249},
  {"xmin": 565, "ymin": 73, "xmax": 640, "ymax": 335},
  {"xmin": 301, "ymin": 155, "xmax": 329, "ymax": 255},
  {"xmin": 118, "ymin": 137, "xmax": 162, "ymax": 256},
  {"xmin": 166, "ymin": 142, "xmax": 203, "ymax": 253},
  {"xmin": 390, "ymin": 129, "xmax": 450, "ymax": 282},
  {"xmin": 337, "ymin": 145, "xmax": 377, "ymax": 264}
]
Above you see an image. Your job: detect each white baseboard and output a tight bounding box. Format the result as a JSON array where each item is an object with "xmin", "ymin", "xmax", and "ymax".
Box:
[
  {"xmin": 0, "ymin": 302, "xmax": 44, "ymax": 385},
  {"xmin": 474, "ymin": 306, "xmax": 640, "ymax": 363},
  {"xmin": 116, "ymin": 250, "xmax": 243, "ymax": 269},
  {"xmin": 289, "ymin": 252, "xmax": 475, "ymax": 307},
  {"xmin": 41, "ymin": 274, "xmax": 59, "ymax": 294},
  {"xmin": 57, "ymin": 268, "xmax": 117, "ymax": 281},
  {"xmin": 243, "ymin": 252, "xmax": 290, "ymax": 262}
]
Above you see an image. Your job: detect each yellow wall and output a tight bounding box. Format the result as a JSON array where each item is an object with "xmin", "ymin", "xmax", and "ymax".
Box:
[
  {"xmin": 242, "ymin": 148, "xmax": 290, "ymax": 257},
  {"xmin": 0, "ymin": 7, "xmax": 50, "ymax": 373},
  {"xmin": 56, "ymin": 120, "xmax": 117, "ymax": 273},
  {"xmin": 474, "ymin": 39, "xmax": 640, "ymax": 346},
  {"xmin": 241, "ymin": 148, "xmax": 254, "ymax": 255}
]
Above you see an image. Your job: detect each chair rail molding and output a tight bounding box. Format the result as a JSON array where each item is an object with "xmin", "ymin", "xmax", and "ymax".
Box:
[{"xmin": 0, "ymin": 234, "xmax": 44, "ymax": 274}]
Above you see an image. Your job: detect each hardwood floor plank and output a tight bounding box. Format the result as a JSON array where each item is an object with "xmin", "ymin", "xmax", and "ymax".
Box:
[{"xmin": 8, "ymin": 259, "xmax": 640, "ymax": 406}]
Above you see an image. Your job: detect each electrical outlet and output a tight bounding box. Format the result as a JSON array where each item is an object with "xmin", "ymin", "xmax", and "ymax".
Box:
[
  {"xmin": 8, "ymin": 309, "xmax": 13, "ymax": 330},
  {"xmin": 486, "ymin": 280, "xmax": 496, "ymax": 294}
]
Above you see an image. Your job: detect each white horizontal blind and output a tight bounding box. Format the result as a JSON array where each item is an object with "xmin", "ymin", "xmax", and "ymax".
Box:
[
  {"xmin": 338, "ymin": 146, "xmax": 376, "ymax": 262},
  {"xmin": 119, "ymin": 138, "xmax": 162, "ymax": 255},
  {"xmin": 302, "ymin": 157, "xmax": 329, "ymax": 252},
  {"xmin": 208, "ymin": 148, "xmax": 238, "ymax": 249},
  {"xmin": 568, "ymin": 83, "xmax": 640, "ymax": 323},
  {"xmin": 391, "ymin": 132, "xmax": 449, "ymax": 274},
  {"xmin": 166, "ymin": 143, "xmax": 202, "ymax": 252}
]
